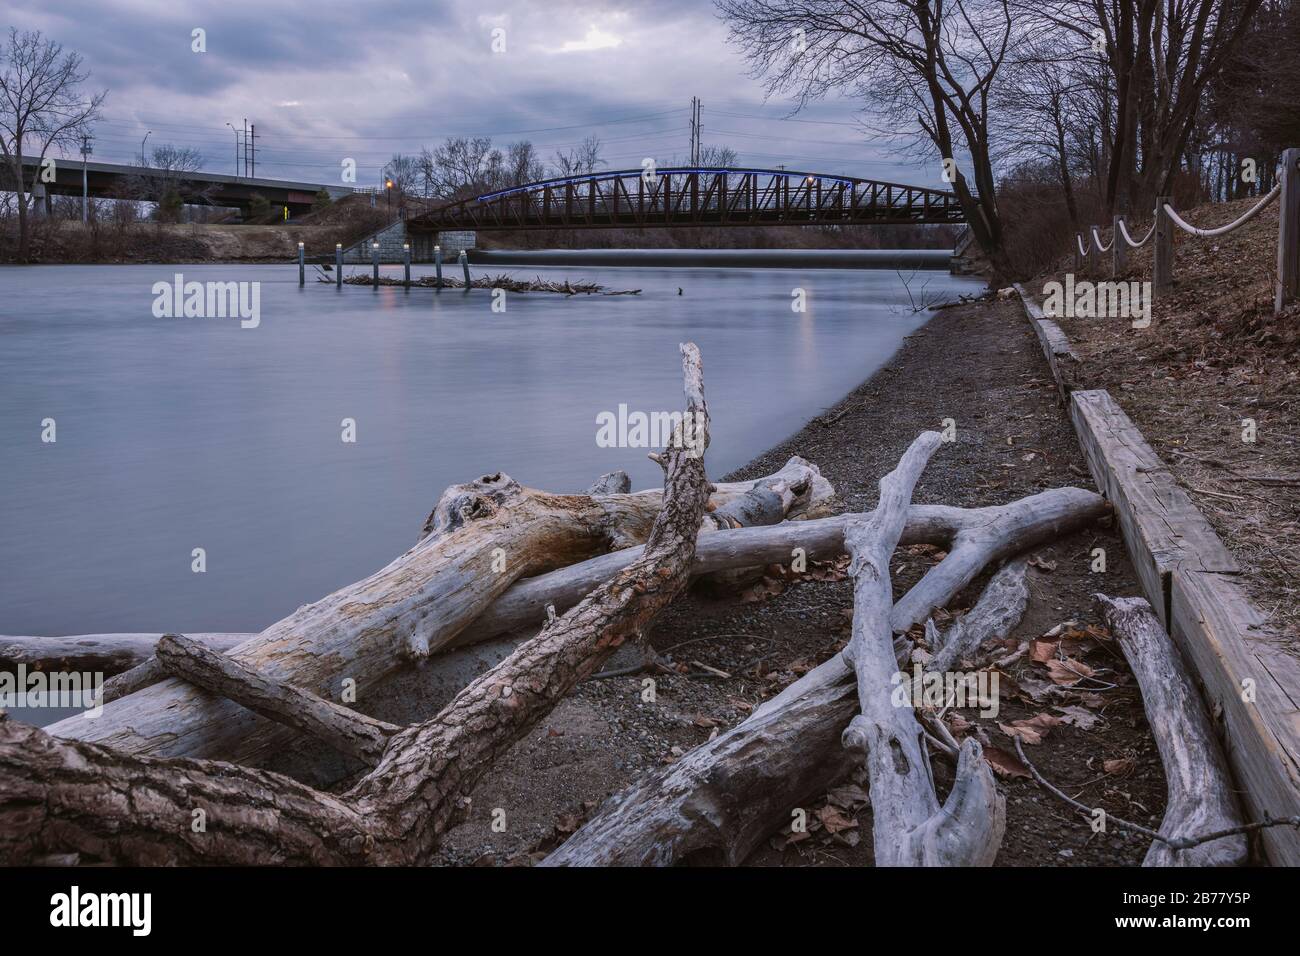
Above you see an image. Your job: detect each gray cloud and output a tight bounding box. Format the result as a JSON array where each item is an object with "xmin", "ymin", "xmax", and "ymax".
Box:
[{"xmin": 7, "ymin": 1, "xmax": 934, "ymax": 187}]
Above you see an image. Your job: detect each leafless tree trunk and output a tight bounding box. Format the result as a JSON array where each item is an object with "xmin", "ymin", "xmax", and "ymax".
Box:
[{"xmin": 0, "ymin": 29, "xmax": 106, "ymax": 261}]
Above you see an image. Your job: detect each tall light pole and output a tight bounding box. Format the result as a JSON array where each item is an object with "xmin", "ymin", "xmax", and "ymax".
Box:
[
  {"xmin": 80, "ymin": 134, "xmax": 93, "ymax": 223},
  {"xmin": 226, "ymin": 122, "xmax": 241, "ymax": 176},
  {"xmin": 140, "ymin": 130, "xmax": 152, "ymax": 166}
]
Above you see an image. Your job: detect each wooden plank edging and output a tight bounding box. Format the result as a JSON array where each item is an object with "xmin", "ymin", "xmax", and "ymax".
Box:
[{"xmin": 1013, "ymin": 283, "xmax": 1300, "ymax": 865}]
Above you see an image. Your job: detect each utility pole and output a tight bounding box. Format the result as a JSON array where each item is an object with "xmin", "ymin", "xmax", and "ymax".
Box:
[
  {"xmin": 688, "ymin": 97, "xmax": 702, "ymax": 166},
  {"xmin": 80, "ymin": 134, "xmax": 93, "ymax": 223},
  {"xmin": 249, "ymin": 123, "xmax": 256, "ymax": 178},
  {"xmin": 242, "ymin": 118, "xmax": 248, "ymax": 179}
]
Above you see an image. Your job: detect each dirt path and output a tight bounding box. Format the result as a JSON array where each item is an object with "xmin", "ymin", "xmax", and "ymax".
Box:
[{"xmin": 435, "ymin": 297, "xmax": 1168, "ymax": 867}]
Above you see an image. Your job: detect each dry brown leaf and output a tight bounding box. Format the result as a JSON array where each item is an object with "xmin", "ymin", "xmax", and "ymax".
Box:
[
  {"xmin": 984, "ymin": 746, "xmax": 1031, "ymax": 779},
  {"xmin": 998, "ymin": 712, "xmax": 1062, "ymax": 745},
  {"xmin": 1054, "ymin": 705, "xmax": 1102, "ymax": 730},
  {"xmin": 1104, "ymin": 756, "xmax": 1137, "ymax": 776},
  {"xmin": 816, "ymin": 804, "xmax": 858, "ymax": 834},
  {"xmin": 1045, "ymin": 657, "xmax": 1095, "ymax": 686}
]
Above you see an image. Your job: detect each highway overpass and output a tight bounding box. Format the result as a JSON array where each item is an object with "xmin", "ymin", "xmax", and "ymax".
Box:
[{"xmin": 2, "ymin": 157, "xmax": 353, "ymax": 218}]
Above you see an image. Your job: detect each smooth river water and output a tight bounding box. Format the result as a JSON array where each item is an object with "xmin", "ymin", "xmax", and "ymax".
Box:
[{"xmin": 0, "ymin": 260, "xmax": 981, "ymax": 636}]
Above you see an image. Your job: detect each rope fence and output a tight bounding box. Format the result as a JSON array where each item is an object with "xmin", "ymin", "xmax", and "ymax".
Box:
[{"xmin": 1072, "ymin": 147, "xmax": 1299, "ymax": 315}]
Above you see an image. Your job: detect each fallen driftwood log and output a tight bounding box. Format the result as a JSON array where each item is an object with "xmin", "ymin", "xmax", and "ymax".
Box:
[
  {"xmin": 34, "ymin": 460, "xmax": 828, "ymax": 717},
  {"xmin": 1094, "ymin": 594, "xmax": 1247, "ymax": 866},
  {"xmin": 41, "ymin": 456, "xmax": 817, "ymax": 765},
  {"xmin": 0, "ymin": 344, "xmax": 713, "ymax": 865},
  {"xmin": 839, "ymin": 432, "xmax": 1003, "ymax": 866},
  {"xmin": 928, "ymin": 557, "xmax": 1030, "ymax": 674},
  {"xmin": 544, "ymin": 483, "xmax": 1106, "ymax": 866},
  {"xmin": 0, "ymin": 633, "xmax": 249, "ymax": 675}
]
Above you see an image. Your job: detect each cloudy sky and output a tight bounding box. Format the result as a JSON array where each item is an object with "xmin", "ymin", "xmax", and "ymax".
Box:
[{"xmin": 9, "ymin": 0, "xmax": 936, "ymax": 188}]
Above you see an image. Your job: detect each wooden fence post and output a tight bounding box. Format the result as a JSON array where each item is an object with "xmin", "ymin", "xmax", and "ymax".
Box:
[
  {"xmin": 1112, "ymin": 215, "xmax": 1126, "ymax": 277},
  {"xmin": 1153, "ymin": 197, "xmax": 1173, "ymax": 298},
  {"xmin": 1276, "ymin": 147, "xmax": 1300, "ymax": 314}
]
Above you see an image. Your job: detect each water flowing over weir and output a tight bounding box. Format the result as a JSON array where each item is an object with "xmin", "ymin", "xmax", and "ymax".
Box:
[{"xmin": 0, "ymin": 260, "xmax": 982, "ymax": 651}]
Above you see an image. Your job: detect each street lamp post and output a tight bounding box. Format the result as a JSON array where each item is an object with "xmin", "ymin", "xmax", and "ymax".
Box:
[
  {"xmin": 226, "ymin": 122, "xmax": 241, "ymax": 176},
  {"xmin": 140, "ymin": 130, "xmax": 152, "ymax": 166},
  {"xmin": 80, "ymin": 134, "xmax": 93, "ymax": 223}
]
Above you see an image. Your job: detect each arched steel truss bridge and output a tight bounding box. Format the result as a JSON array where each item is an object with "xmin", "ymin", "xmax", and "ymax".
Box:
[{"xmin": 406, "ymin": 167, "xmax": 965, "ymax": 234}]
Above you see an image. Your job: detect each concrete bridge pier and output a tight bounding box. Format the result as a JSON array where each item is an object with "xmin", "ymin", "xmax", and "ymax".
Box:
[{"xmin": 340, "ymin": 220, "xmax": 476, "ymax": 264}]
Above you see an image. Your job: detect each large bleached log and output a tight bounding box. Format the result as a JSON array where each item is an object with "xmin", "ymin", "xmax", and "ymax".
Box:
[
  {"xmin": 75, "ymin": 465, "xmax": 824, "ymax": 712},
  {"xmin": 840, "ymin": 431, "xmax": 1004, "ymax": 867},
  {"xmin": 1094, "ymin": 594, "xmax": 1247, "ymax": 867},
  {"xmin": 0, "ymin": 344, "xmax": 715, "ymax": 866},
  {"xmin": 547, "ymin": 486, "xmax": 1104, "ymax": 866},
  {"xmin": 0, "ymin": 633, "xmax": 249, "ymax": 675},
  {"xmin": 41, "ymin": 456, "xmax": 807, "ymax": 765}
]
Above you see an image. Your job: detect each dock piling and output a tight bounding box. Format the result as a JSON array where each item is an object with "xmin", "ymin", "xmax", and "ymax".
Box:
[
  {"xmin": 298, "ymin": 242, "xmax": 305, "ymax": 287},
  {"xmin": 371, "ymin": 242, "xmax": 379, "ymax": 289},
  {"xmin": 434, "ymin": 245, "xmax": 442, "ymax": 290},
  {"xmin": 459, "ymin": 249, "xmax": 470, "ymax": 290},
  {"xmin": 335, "ymin": 243, "xmax": 343, "ymax": 288},
  {"xmin": 403, "ymin": 243, "xmax": 411, "ymax": 288}
]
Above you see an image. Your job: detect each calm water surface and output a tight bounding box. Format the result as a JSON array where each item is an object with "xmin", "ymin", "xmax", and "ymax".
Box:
[{"xmin": 0, "ymin": 260, "xmax": 980, "ymax": 635}]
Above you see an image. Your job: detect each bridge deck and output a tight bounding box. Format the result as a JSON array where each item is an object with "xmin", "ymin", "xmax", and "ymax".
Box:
[{"xmin": 409, "ymin": 167, "xmax": 964, "ymax": 233}]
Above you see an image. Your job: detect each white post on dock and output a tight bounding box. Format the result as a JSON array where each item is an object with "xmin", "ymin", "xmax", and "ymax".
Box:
[
  {"xmin": 434, "ymin": 244, "xmax": 442, "ymax": 289},
  {"xmin": 335, "ymin": 243, "xmax": 343, "ymax": 288},
  {"xmin": 1276, "ymin": 147, "xmax": 1300, "ymax": 314},
  {"xmin": 459, "ymin": 249, "xmax": 470, "ymax": 290},
  {"xmin": 1152, "ymin": 196, "xmax": 1172, "ymax": 298},
  {"xmin": 298, "ymin": 242, "xmax": 305, "ymax": 287},
  {"xmin": 372, "ymin": 242, "xmax": 380, "ymax": 288},
  {"xmin": 403, "ymin": 243, "xmax": 411, "ymax": 288}
]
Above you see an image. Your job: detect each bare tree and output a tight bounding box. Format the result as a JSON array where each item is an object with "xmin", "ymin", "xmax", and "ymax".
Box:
[
  {"xmin": 384, "ymin": 152, "xmax": 420, "ymax": 196},
  {"xmin": 505, "ymin": 140, "xmax": 546, "ymax": 186},
  {"xmin": 700, "ymin": 144, "xmax": 739, "ymax": 167},
  {"xmin": 553, "ymin": 135, "xmax": 604, "ymax": 176},
  {"xmin": 0, "ymin": 28, "xmax": 106, "ymax": 260},
  {"xmin": 426, "ymin": 136, "xmax": 496, "ymax": 198},
  {"xmin": 1021, "ymin": 0, "xmax": 1264, "ymax": 214},
  {"xmin": 716, "ymin": 0, "xmax": 1018, "ymax": 273}
]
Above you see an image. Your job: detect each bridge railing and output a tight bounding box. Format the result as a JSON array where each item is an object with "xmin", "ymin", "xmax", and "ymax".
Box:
[{"xmin": 1073, "ymin": 147, "xmax": 1298, "ymax": 315}]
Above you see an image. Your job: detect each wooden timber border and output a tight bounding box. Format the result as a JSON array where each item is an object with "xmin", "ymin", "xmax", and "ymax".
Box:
[{"xmin": 1014, "ymin": 283, "xmax": 1300, "ymax": 866}]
